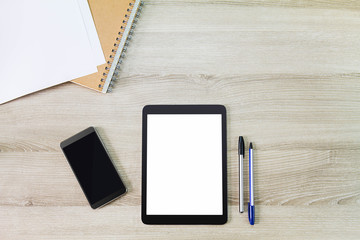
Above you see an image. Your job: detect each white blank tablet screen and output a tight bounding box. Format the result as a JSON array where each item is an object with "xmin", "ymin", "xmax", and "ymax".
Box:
[{"xmin": 147, "ymin": 114, "xmax": 223, "ymax": 215}]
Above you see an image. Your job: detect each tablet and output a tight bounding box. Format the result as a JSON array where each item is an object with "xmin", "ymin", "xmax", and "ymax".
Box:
[{"xmin": 142, "ymin": 105, "xmax": 227, "ymax": 224}]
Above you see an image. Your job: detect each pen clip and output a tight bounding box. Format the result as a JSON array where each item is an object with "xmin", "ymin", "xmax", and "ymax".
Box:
[{"xmin": 248, "ymin": 202, "xmax": 255, "ymax": 225}]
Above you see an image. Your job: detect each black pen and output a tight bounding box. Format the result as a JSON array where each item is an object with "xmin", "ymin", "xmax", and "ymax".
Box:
[{"xmin": 238, "ymin": 136, "xmax": 245, "ymax": 213}]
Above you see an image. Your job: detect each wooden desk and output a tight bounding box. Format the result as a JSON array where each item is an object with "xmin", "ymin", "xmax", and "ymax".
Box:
[{"xmin": 1, "ymin": 0, "xmax": 359, "ymax": 239}]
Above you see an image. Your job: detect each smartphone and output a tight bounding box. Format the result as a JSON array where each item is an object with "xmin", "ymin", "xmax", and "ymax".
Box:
[{"xmin": 60, "ymin": 127, "xmax": 127, "ymax": 209}]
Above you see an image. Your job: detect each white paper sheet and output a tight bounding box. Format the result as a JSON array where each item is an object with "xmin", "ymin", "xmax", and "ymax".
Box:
[
  {"xmin": 76, "ymin": 0, "xmax": 105, "ymax": 66},
  {"xmin": 0, "ymin": 0, "xmax": 99, "ymax": 104}
]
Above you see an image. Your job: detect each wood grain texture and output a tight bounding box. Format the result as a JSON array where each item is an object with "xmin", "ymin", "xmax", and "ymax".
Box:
[{"xmin": 0, "ymin": 0, "xmax": 360, "ymax": 239}]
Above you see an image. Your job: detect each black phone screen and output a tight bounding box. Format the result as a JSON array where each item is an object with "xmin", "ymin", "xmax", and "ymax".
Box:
[{"xmin": 61, "ymin": 127, "xmax": 126, "ymax": 208}]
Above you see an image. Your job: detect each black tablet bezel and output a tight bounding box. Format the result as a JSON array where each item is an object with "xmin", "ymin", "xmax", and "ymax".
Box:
[
  {"xmin": 60, "ymin": 127, "xmax": 127, "ymax": 209},
  {"xmin": 141, "ymin": 105, "xmax": 227, "ymax": 224}
]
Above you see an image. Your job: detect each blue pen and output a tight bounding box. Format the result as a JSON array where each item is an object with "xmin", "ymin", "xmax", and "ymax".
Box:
[{"xmin": 248, "ymin": 142, "xmax": 255, "ymax": 225}]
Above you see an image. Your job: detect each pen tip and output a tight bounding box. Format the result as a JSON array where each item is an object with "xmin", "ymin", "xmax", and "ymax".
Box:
[{"xmin": 250, "ymin": 142, "xmax": 253, "ymax": 149}]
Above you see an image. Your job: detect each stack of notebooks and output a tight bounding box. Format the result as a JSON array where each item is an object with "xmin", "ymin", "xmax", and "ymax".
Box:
[{"xmin": 0, "ymin": 0, "xmax": 142, "ymax": 104}]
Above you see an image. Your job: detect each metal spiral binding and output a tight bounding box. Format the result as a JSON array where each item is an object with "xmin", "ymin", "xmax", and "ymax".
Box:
[{"xmin": 99, "ymin": 0, "xmax": 143, "ymax": 92}]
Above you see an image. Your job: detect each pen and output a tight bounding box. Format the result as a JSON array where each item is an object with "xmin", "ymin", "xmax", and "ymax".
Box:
[
  {"xmin": 238, "ymin": 136, "xmax": 245, "ymax": 213},
  {"xmin": 248, "ymin": 142, "xmax": 255, "ymax": 225}
]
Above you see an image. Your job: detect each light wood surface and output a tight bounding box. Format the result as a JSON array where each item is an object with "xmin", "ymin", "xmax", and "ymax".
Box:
[{"xmin": 1, "ymin": 0, "xmax": 360, "ymax": 239}]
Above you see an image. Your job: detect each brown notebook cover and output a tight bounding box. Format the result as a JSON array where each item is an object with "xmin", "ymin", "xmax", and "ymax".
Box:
[{"xmin": 71, "ymin": 0, "xmax": 141, "ymax": 93}]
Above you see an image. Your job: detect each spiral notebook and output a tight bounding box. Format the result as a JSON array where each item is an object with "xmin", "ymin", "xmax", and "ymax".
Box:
[{"xmin": 71, "ymin": 0, "xmax": 142, "ymax": 93}]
